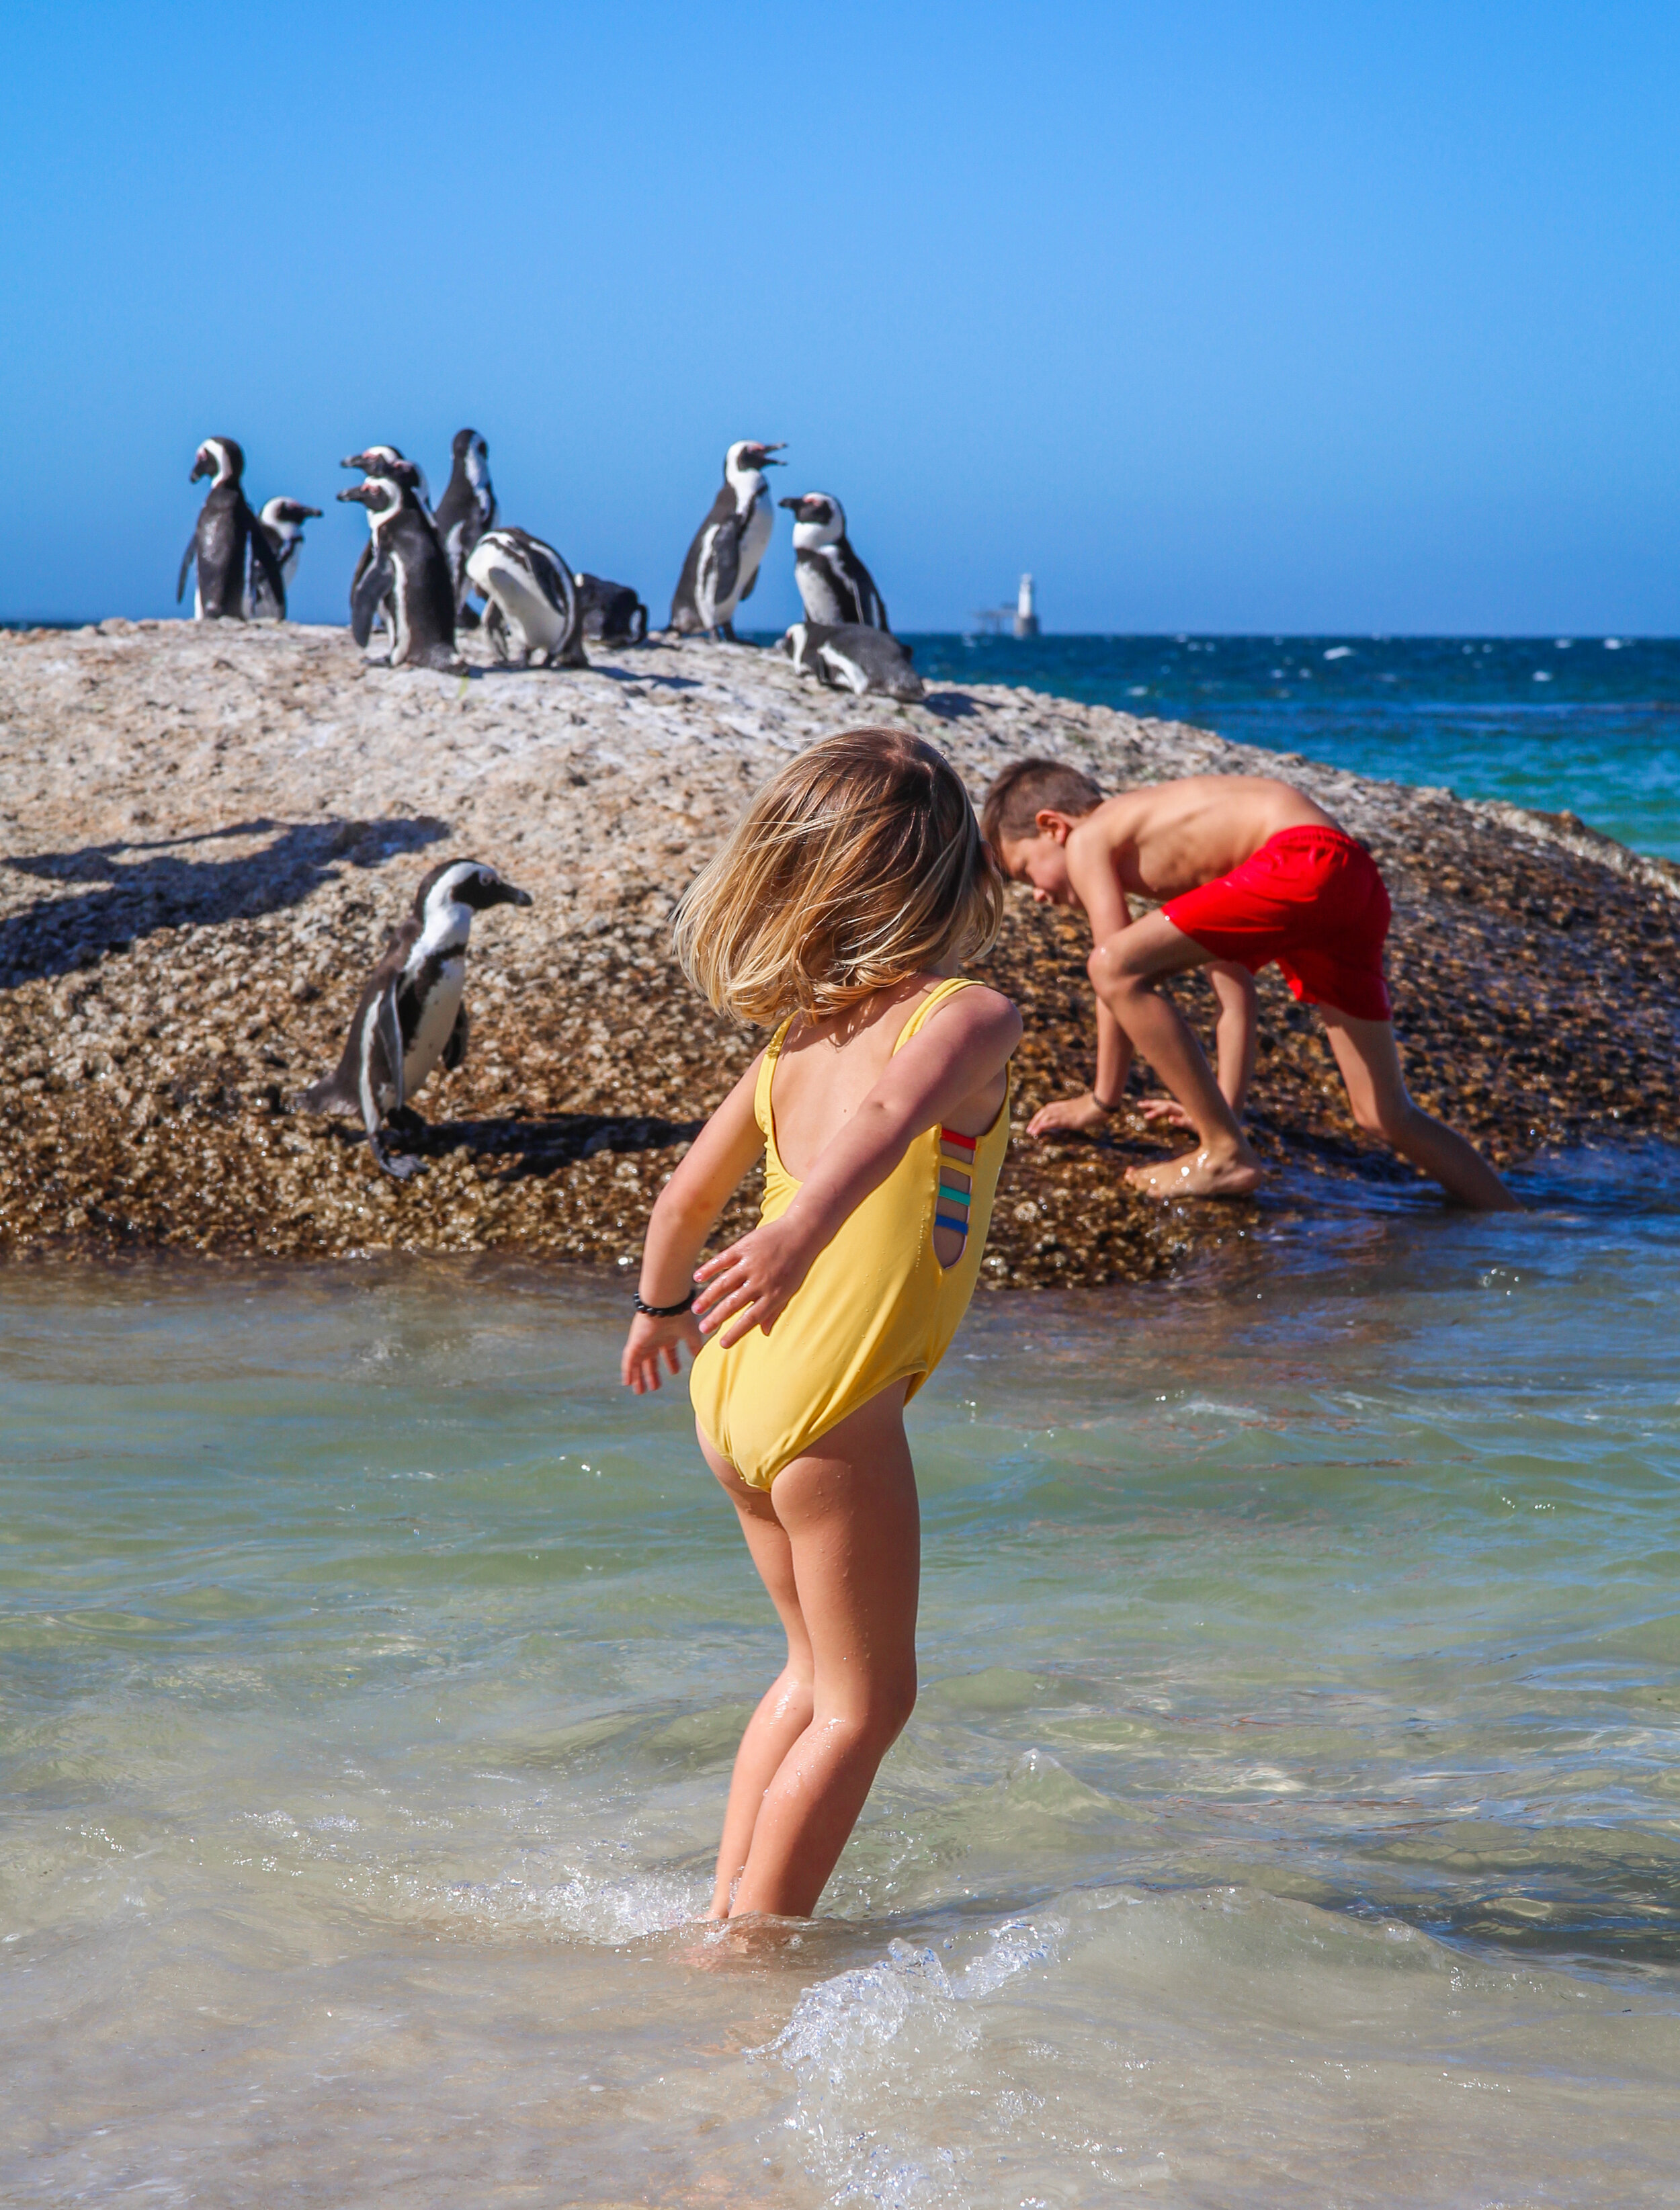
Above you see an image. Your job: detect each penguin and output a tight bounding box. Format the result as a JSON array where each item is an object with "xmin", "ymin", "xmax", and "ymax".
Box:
[
  {"xmin": 780, "ymin": 621, "xmax": 925, "ymax": 703},
  {"xmin": 342, "ymin": 445, "xmax": 433, "ymax": 630},
  {"xmin": 246, "ymin": 498, "xmax": 323, "ymax": 620},
  {"xmin": 177, "ymin": 438, "xmax": 286, "ymax": 621},
  {"xmin": 779, "ymin": 493, "xmax": 890, "ymax": 631},
  {"xmin": 337, "ymin": 461, "xmax": 462, "ymax": 671},
  {"xmin": 432, "ymin": 428, "xmax": 497, "ymax": 626},
  {"xmin": 466, "ymin": 528, "xmax": 587, "ymax": 668},
  {"xmin": 667, "ymin": 439, "xmax": 785, "ymax": 640},
  {"xmin": 300, "ymin": 858, "xmax": 533, "ymax": 1179},
  {"xmin": 574, "ymin": 572, "xmax": 648, "ymax": 645}
]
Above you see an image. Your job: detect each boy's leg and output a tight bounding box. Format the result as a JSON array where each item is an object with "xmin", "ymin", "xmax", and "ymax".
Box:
[
  {"xmin": 698, "ymin": 1428, "xmax": 817, "ymax": 1918},
  {"xmin": 724, "ymin": 1383, "xmax": 920, "ymax": 1919},
  {"xmin": 1089, "ymin": 910, "xmax": 1264, "ymax": 1197},
  {"xmin": 1318, "ymin": 1009, "xmax": 1519, "ymax": 1209}
]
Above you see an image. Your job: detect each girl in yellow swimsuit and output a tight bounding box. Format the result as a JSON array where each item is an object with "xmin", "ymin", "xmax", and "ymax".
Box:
[{"xmin": 621, "ymin": 728, "xmax": 1021, "ymax": 1922}]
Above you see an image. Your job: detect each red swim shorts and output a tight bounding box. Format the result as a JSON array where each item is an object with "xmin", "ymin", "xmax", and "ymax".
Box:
[{"xmin": 1162, "ymin": 826, "xmax": 1393, "ymax": 1022}]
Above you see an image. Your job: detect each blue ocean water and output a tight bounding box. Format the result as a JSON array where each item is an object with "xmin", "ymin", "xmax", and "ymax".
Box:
[{"xmin": 903, "ymin": 634, "xmax": 1680, "ymax": 862}]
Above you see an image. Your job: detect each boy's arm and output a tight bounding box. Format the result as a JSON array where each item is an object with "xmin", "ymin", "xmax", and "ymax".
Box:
[
  {"xmin": 1027, "ymin": 818, "xmax": 1136, "ymax": 1136},
  {"xmin": 694, "ymin": 987, "xmax": 1021, "ymax": 1349},
  {"xmin": 622, "ymin": 1056, "xmax": 766, "ymax": 1393}
]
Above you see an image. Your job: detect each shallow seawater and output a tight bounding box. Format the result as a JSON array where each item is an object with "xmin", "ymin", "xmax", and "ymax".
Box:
[{"xmin": 4, "ymin": 1148, "xmax": 1680, "ymax": 2207}]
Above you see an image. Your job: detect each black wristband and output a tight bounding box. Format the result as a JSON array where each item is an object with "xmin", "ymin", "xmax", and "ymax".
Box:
[{"xmin": 634, "ymin": 1291, "xmax": 695, "ymax": 1317}]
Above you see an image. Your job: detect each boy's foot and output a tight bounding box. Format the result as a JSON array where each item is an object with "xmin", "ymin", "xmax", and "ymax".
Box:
[{"xmin": 1126, "ymin": 1144, "xmax": 1263, "ymax": 1199}]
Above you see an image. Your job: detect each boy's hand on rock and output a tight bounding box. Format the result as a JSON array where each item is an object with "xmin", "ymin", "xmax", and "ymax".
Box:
[
  {"xmin": 1027, "ymin": 1092, "xmax": 1113, "ymax": 1138},
  {"xmin": 1138, "ymin": 1097, "xmax": 1195, "ymax": 1130},
  {"xmin": 693, "ymin": 1216, "xmax": 815, "ymax": 1349},
  {"xmin": 621, "ymin": 1310, "xmax": 704, "ymax": 1394}
]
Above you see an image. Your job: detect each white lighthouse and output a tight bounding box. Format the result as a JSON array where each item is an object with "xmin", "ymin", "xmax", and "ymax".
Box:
[{"xmin": 1013, "ymin": 572, "xmax": 1040, "ymax": 639}]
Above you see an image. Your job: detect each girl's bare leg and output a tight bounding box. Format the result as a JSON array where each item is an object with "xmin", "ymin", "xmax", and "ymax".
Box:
[
  {"xmin": 699, "ymin": 1431, "xmax": 816, "ymax": 1917},
  {"xmin": 1319, "ymin": 1009, "xmax": 1519, "ymax": 1209},
  {"xmin": 703, "ymin": 1382, "xmax": 920, "ymax": 1920}
]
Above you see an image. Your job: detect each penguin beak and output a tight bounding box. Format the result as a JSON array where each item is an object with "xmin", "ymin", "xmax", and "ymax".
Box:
[
  {"xmin": 302, "ymin": 506, "xmax": 324, "ymax": 519},
  {"xmin": 778, "ymin": 496, "xmax": 801, "ymax": 512},
  {"xmin": 341, "ymin": 452, "xmax": 374, "ymax": 471},
  {"xmin": 190, "ymin": 453, "xmax": 210, "ymax": 482},
  {"xmin": 337, "ymin": 483, "xmax": 376, "ymax": 507},
  {"xmin": 495, "ymin": 882, "xmax": 534, "ymax": 908}
]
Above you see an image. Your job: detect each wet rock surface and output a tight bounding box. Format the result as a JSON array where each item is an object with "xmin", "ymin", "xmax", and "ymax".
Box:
[{"xmin": 3, "ymin": 618, "xmax": 1677, "ymax": 1284}]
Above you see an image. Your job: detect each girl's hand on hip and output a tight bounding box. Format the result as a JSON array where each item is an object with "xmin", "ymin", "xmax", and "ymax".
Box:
[
  {"xmin": 692, "ymin": 1216, "xmax": 816, "ymax": 1349},
  {"xmin": 621, "ymin": 1310, "xmax": 705, "ymax": 1394}
]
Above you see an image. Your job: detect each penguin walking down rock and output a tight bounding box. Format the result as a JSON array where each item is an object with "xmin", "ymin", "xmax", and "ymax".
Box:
[
  {"xmin": 467, "ymin": 528, "xmax": 587, "ymax": 668},
  {"xmin": 177, "ymin": 438, "xmax": 287, "ymax": 620},
  {"xmin": 667, "ymin": 440, "xmax": 784, "ymax": 640},
  {"xmin": 339, "ymin": 460, "xmax": 462, "ymax": 671},
  {"xmin": 574, "ymin": 573, "xmax": 648, "ymax": 644},
  {"xmin": 780, "ymin": 620, "xmax": 925, "ymax": 702},
  {"xmin": 433, "ymin": 428, "xmax": 497, "ymax": 627},
  {"xmin": 780, "ymin": 492, "xmax": 889, "ymax": 630},
  {"xmin": 247, "ymin": 498, "xmax": 323, "ymax": 619},
  {"xmin": 300, "ymin": 859, "xmax": 533, "ymax": 1177}
]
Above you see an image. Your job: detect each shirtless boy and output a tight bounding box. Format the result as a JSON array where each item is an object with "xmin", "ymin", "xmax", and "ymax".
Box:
[{"xmin": 982, "ymin": 757, "xmax": 1515, "ymax": 1207}]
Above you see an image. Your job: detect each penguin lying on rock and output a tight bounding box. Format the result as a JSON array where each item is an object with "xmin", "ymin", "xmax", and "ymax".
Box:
[
  {"xmin": 574, "ymin": 572, "xmax": 648, "ymax": 644},
  {"xmin": 780, "ymin": 621, "xmax": 925, "ymax": 702},
  {"xmin": 300, "ymin": 859, "xmax": 532, "ymax": 1178},
  {"xmin": 467, "ymin": 528, "xmax": 587, "ymax": 668},
  {"xmin": 179, "ymin": 438, "xmax": 288, "ymax": 620}
]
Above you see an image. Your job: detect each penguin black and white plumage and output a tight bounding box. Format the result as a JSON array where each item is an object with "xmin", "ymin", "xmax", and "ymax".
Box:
[
  {"xmin": 466, "ymin": 528, "xmax": 587, "ymax": 669},
  {"xmin": 342, "ymin": 446, "xmax": 432, "ymax": 628},
  {"xmin": 337, "ymin": 461, "xmax": 462, "ymax": 671},
  {"xmin": 573, "ymin": 573, "xmax": 648, "ymax": 644},
  {"xmin": 667, "ymin": 439, "xmax": 785, "ymax": 640},
  {"xmin": 246, "ymin": 498, "xmax": 323, "ymax": 620},
  {"xmin": 177, "ymin": 438, "xmax": 287, "ymax": 621},
  {"xmin": 299, "ymin": 858, "xmax": 533, "ymax": 1178},
  {"xmin": 779, "ymin": 493, "xmax": 890, "ymax": 631},
  {"xmin": 433, "ymin": 429, "xmax": 497, "ymax": 626},
  {"xmin": 780, "ymin": 621, "xmax": 925, "ymax": 703}
]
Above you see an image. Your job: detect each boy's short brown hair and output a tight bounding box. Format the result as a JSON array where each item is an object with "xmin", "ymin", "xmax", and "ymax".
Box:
[{"xmin": 980, "ymin": 758, "xmax": 1104, "ymax": 853}]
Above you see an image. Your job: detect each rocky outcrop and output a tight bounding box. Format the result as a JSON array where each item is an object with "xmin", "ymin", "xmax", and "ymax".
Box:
[{"xmin": 2, "ymin": 618, "xmax": 1676, "ymax": 1282}]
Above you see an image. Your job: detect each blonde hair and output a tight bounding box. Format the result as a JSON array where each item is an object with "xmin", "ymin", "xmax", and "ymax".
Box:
[{"xmin": 673, "ymin": 728, "xmax": 1003, "ymax": 1024}]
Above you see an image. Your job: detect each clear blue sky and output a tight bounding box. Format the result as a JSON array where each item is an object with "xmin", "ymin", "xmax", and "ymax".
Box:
[{"xmin": 3, "ymin": 2, "xmax": 1675, "ymax": 632}]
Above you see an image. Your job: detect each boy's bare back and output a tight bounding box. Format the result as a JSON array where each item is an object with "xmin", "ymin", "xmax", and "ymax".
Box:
[{"xmin": 1069, "ymin": 775, "xmax": 1339, "ymax": 905}]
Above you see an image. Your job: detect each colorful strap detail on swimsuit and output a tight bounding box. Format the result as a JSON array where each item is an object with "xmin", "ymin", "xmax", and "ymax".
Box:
[{"xmin": 936, "ymin": 1130, "xmax": 976, "ymax": 1240}]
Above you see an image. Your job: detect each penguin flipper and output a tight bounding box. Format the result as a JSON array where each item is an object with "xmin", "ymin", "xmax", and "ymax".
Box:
[
  {"xmin": 249, "ymin": 517, "xmax": 288, "ymax": 619},
  {"xmin": 351, "ymin": 556, "xmax": 394, "ymax": 648},
  {"xmin": 177, "ymin": 533, "xmax": 198, "ymax": 605},
  {"xmin": 377, "ymin": 982, "xmax": 407, "ymax": 1116},
  {"xmin": 709, "ymin": 520, "xmax": 741, "ymax": 615},
  {"xmin": 737, "ymin": 559, "xmax": 759, "ymax": 605},
  {"xmin": 442, "ymin": 1001, "xmax": 470, "ymax": 1074}
]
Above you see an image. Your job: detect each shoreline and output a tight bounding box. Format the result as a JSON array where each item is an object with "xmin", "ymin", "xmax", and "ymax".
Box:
[{"xmin": 3, "ymin": 618, "xmax": 1677, "ymax": 1284}]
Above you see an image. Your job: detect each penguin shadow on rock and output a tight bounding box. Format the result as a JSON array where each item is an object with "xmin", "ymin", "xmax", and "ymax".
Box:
[
  {"xmin": 298, "ymin": 858, "xmax": 534, "ymax": 1179},
  {"xmin": 377, "ymin": 1108, "xmax": 707, "ymax": 1185},
  {"xmin": 0, "ymin": 816, "xmax": 448, "ymax": 988}
]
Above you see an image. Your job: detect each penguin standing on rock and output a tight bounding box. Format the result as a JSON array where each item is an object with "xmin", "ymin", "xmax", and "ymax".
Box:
[
  {"xmin": 299, "ymin": 858, "xmax": 533, "ymax": 1178},
  {"xmin": 668, "ymin": 439, "xmax": 784, "ymax": 640},
  {"xmin": 177, "ymin": 438, "xmax": 287, "ymax": 620},
  {"xmin": 467, "ymin": 528, "xmax": 587, "ymax": 668},
  {"xmin": 780, "ymin": 493, "xmax": 889, "ymax": 631},
  {"xmin": 247, "ymin": 498, "xmax": 323, "ymax": 619},
  {"xmin": 338, "ymin": 460, "xmax": 462, "ymax": 671},
  {"xmin": 433, "ymin": 428, "xmax": 497, "ymax": 626},
  {"xmin": 343, "ymin": 445, "xmax": 431, "ymax": 628}
]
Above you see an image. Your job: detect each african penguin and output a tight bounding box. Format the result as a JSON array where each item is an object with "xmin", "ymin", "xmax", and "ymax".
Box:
[
  {"xmin": 574, "ymin": 572, "xmax": 648, "ymax": 644},
  {"xmin": 342, "ymin": 446, "xmax": 433, "ymax": 630},
  {"xmin": 779, "ymin": 493, "xmax": 890, "ymax": 631},
  {"xmin": 466, "ymin": 528, "xmax": 587, "ymax": 668},
  {"xmin": 667, "ymin": 439, "xmax": 784, "ymax": 640},
  {"xmin": 338, "ymin": 460, "xmax": 462, "ymax": 671},
  {"xmin": 780, "ymin": 621, "xmax": 925, "ymax": 702},
  {"xmin": 177, "ymin": 438, "xmax": 286, "ymax": 620},
  {"xmin": 300, "ymin": 858, "xmax": 532, "ymax": 1178},
  {"xmin": 433, "ymin": 429, "xmax": 497, "ymax": 626},
  {"xmin": 246, "ymin": 498, "xmax": 324, "ymax": 620}
]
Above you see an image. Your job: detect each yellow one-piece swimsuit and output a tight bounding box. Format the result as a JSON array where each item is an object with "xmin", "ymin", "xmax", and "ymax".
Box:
[{"xmin": 688, "ymin": 975, "xmax": 1011, "ymax": 1491}]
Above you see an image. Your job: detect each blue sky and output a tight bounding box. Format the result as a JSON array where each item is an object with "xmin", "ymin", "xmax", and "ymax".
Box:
[{"xmin": 2, "ymin": 2, "xmax": 1675, "ymax": 632}]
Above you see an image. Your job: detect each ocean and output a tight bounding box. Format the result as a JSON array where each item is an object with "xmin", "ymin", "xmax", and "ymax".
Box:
[
  {"xmin": 904, "ymin": 632, "xmax": 1680, "ymax": 863},
  {"xmin": 4, "ymin": 642, "xmax": 1679, "ymax": 2206}
]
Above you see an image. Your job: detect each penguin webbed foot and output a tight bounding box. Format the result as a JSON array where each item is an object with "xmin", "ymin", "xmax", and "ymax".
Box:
[
  {"xmin": 370, "ymin": 1131, "xmax": 426, "ymax": 1181},
  {"xmin": 386, "ymin": 1105, "xmax": 428, "ymax": 1137}
]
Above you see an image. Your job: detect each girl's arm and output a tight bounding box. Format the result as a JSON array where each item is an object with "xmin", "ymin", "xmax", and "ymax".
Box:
[
  {"xmin": 693, "ymin": 986, "xmax": 1021, "ymax": 1349},
  {"xmin": 621, "ymin": 1054, "xmax": 765, "ymax": 1394}
]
